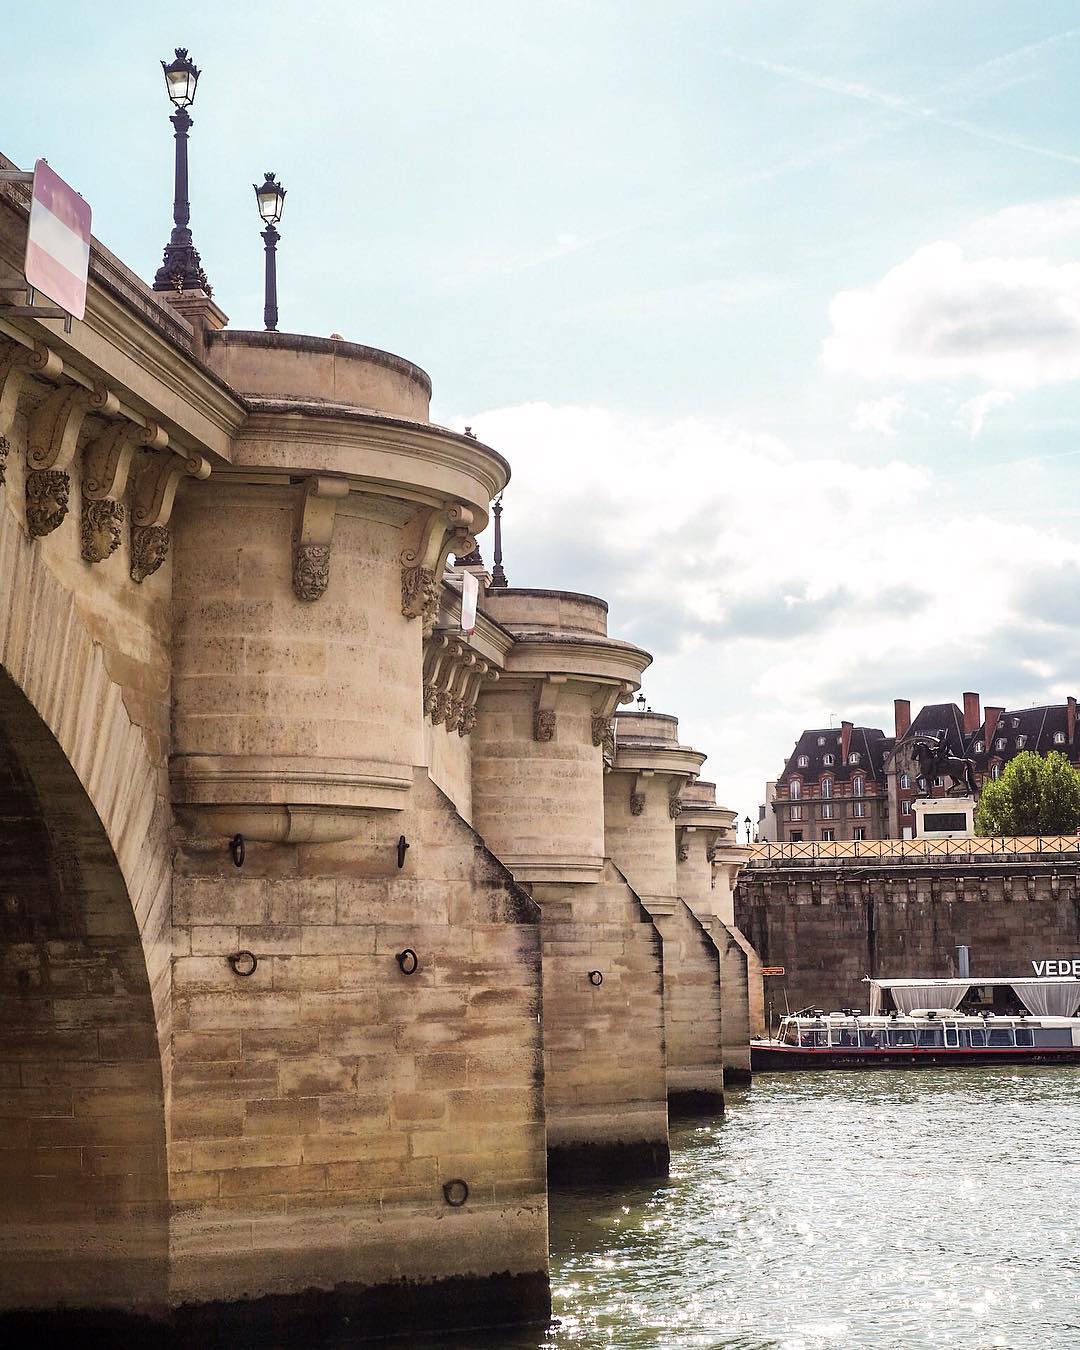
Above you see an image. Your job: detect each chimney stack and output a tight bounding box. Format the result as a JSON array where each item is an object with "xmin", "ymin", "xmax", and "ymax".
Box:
[
  {"xmin": 894, "ymin": 699, "xmax": 911, "ymax": 739},
  {"xmin": 840, "ymin": 720, "xmax": 853, "ymax": 764},
  {"xmin": 1069, "ymin": 696, "xmax": 1077, "ymax": 747},
  {"xmin": 983, "ymin": 706, "xmax": 1004, "ymax": 750},
  {"xmin": 963, "ymin": 691, "xmax": 981, "ymax": 736}
]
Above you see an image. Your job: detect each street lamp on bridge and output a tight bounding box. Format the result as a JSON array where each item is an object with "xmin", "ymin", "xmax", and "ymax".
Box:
[
  {"xmin": 153, "ymin": 48, "xmax": 211, "ymax": 295},
  {"xmin": 254, "ymin": 172, "xmax": 286, "ymax": 331}
]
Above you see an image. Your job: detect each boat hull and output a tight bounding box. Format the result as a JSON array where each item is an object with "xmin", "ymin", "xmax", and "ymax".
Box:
[{"xmin": 751, "ymin": 1043, "xmax": 1080, "ymax": 1071}]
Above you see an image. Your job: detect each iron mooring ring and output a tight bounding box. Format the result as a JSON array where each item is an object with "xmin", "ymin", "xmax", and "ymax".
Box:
[
  {"xmin": 229, "ymin": 833, "xmax": 245, "ymax": 868},
  {"xmin": 228, "ymin": 950, "xmax": 258, "ymax": 977},
  {"xmin": 442, "ymin": 1178, "xmax": 469, "ymax": 1207},
  {"xmin": 588, "ymin": 970, "xmax": 603, "ymax": 987},
  {"xmin": 395, "ymin": 948, "xmax": 419, "ymax": 976}
]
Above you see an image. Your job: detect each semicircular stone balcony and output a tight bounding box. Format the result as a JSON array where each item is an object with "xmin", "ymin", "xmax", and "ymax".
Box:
[{"xmin": 170, "ymin": 330, "xmax": 508, "ymax": 844}]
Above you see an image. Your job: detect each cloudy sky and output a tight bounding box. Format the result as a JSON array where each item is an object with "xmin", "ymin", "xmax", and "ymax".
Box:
[{"xmin": 6, "ymin": 2, "xmax": 1080, "ymax": 822}]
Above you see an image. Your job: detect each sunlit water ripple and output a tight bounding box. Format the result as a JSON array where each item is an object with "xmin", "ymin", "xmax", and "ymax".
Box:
[{"xmin": 420, "ymin": 1066, "xmax": 1080, "ymax": 1349}]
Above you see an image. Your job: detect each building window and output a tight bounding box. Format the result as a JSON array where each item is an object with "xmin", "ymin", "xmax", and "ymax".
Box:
[
  {"xmin": 1017, "ymin": 735, "xmax": 1027, "ymax": 749},
  {"xmin": 974, "ymin": 740, "xmax": 984, "ymax": 753},
  {"xmin": 822, "ymin": 801, "xmax": 833, "ymax": 819},
  {"xmin": 853, "ymin": 827, "xmax": 865, "ymax": 841},
  {"xmin": 991, "ymin": 761, "xmax": 1002, "ymax": 780},
  {"xmin": 790, "ymin": 780, "xmax": 801, "ymax": 799},
  {"xmin": 933, "ymin": 776, "xmax": 944, "ymax": 788},
  {"xmin": 790, "ymin": 804, "xmax": 802, "ymax": 821},
  {"xmin": 821, "ymin": 777, "xmax": 833, "ymax": 797},
  {"xmin": 902, "ymin": 800, "xmax": 912, "ymax": 815},
  {"xmin": 821, "ymin": 828, "xmax": 835, "ymax": 842},
  {"xmin": 1011, "ymin": 717, "xmax": 1020, "ymax": 729},
  {"xmin": 790, "ymin": 830, "xmax": 803, "ymax": 843},
  {"xmin": 797, "ymin": 754, "xmax": 809, "ymax": 767},
  {"xmin": 853, "ymin": 801, "xmax": 866, "ymax": 818},
  {"xmin": 995, "ymin": 738, "xmax": 1006, "ymax": 750},
  {"xmin": 817, "ymin": 737, "xmax": 826, "ymax": 746},
  {"xmin": 853, "ymin": 775, "xmax": 864, "ymax": 796},
  {"xmin": 1055, "ymin": 732, "xmax": 1066, "ymax": 745},
  {"xmin": 848, "ymin": 752, "xmax": 860, "ymax": 765},
  {"xmin": 823, "ymin": 754, "xmax": 834, "ymax": 766},
  {"xmin": 900, "ymin": 773, "xmax": 910, "ymax": 790}
]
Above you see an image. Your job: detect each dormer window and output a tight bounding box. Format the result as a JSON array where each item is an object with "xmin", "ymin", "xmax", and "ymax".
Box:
[
  {"xmin": 817, "ymin": 737, "xmax": 826, "ymax": 746},
  {"xmin": 1011, "ymin": 717, "xmax": 1020, "ymax": 729},
  {"xmin": 995, "ymin": 738, "xmax": 1006, "ymax": 751},
  {"xmin": 821, "ymin": 777, "xmax": 833, "ymax": 797},
  {"xmin": 790, "ymin": 780, "xmax": 801, "ymax": 799},
  {"xmin": 848, "ymin": 752, "xmax": 860, "ymax": 765},
  {"xmin": 973, "ymin": 740, "xmax": 984, "ymax": 753},
  {"xmin": 991, "ymin": 761, "xmax": 1002, "ymax": 780},
  {"xmin": 1017, "ymin": 735, "xmax": 1027, "ymax": 749},
  {"xmin": 1055, "ymin": 732, "xmax": 1066, "ymax": 745},
  {"xmin": 797, "ymin": 754, "xmax": 809, "ymax": 768},
  {"xmin": 823, "ymin": 753, "xmax": 834, "ymax": 766}
]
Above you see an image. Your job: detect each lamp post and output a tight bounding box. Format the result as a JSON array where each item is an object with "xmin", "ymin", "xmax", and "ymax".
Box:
[
  {"xmin": 744, "ymin": 815, "xmax": 752, "ymax": 844},
  {"xmin": 636, "ymin": 693, "xmax": 646, "ymax": 713},
  {"xmin": 254, "ymin": 172, "xmax": 286, "ymax": 331},
  {"xmin": 490, "ymin": 494, "xmax": 508, "ymax": 589},
  {"xmin": 153, "ymin": 48, "xmax": 211, "ymax": 294}
]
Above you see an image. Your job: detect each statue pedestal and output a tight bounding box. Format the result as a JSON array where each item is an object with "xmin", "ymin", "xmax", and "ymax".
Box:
[{"xmin": 913, "ymin": 795, "xmax": 976, "ymax": 840}]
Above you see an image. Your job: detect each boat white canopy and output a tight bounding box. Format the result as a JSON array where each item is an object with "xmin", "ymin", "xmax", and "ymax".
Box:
[{"xmin": 865, "ymin": 976, "xmax": 1080, "ymax": 1018}]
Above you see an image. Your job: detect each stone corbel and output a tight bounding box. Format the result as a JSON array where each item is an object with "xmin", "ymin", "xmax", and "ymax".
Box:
[
  {"xmin": 129, "ymin": 445, "xmax": 211, "ymax": 583},
  {"xmin": 630, "ymin": 769, "xmax": 653, "ymax": 816},
  {"xmin": 400, "ymin": 502, "xmax": 476, "ymax": 633},
  {"xmin": 443, "ymin": 649, "xmax": 477, "ymax": 732},
  {"xmin": 458, "ymin": 663, "xmax": 495, "ymax": 737},
  {"xmin": 81, "ymin": 418, "xmax": 168, "ymax": 564},
  {"xmin": 25, "ymin": 381, "xmax": 118, "ymax": 538},
  {"xmin": 678, "ymin": 824, "xmax": 696, "ymax": 864},
  {"xmin": 0, "ymin": 340, "xmax": 63, "ymax": 439},
  {"xmin": 293, "ymin": 476, "xmax": 349, "ymax": 601},
  {"xmin": 431, "ymin": 642, "xmax": 466, "ymax": 726},
  {"xmin": 422, "ymin": 634, "xmax": 451, "ymax": 719},
  {"xmin": 669, "ymin": 780, "xmax": 686, "ymax": 820},
  {"xmin": 533, "ymin": 676, "xmax": 566, "ymax": 742}
]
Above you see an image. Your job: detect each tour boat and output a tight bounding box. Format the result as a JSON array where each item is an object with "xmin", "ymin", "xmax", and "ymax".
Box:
[{"xmin": 751, "ymin": 976, "xmax": 1080, "ymax": 1070}]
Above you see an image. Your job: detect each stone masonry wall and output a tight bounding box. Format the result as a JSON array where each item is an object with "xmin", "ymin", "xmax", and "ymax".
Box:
[
  {"xmin": 737, "ymin": 863, "xmax": 1080, "ymax": 1015},
  {"xmin": 650, "ymin": 900, "xmax": 724, "ymax": 1112},
  {"xmin": 169, "ymin": 771, "xmax": 548, "ymax": 1326},
  {"xmin": 532, "ymin": 863, "xmax": 668, "ymax": 1184}
]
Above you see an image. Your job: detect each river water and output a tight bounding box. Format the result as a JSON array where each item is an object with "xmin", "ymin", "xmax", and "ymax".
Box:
[{"xmin": 452, "ymin": 1066, "xmax": 1079, "ymax": 1350}]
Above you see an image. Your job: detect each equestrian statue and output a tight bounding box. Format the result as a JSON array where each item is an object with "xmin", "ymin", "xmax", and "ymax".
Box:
[{"xmin": 909, "ymin": 732, "xmax": 977, "ymax": 797}]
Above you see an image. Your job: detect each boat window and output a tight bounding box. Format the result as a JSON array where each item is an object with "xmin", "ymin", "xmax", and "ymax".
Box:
[
  {"xmin": 886, "ymin": 1027, "xmax": 916, "ymax": 1047},
  {"xmin": 966, "ymin": 1028, "xmax": 986, "ymax": 1048},
  {"xmin": 1033, "ymin": 1028, "xmax": 1072, "ymax": 1047},
  {"xmin": 944, "ymin": 1024, "xmax": 959, "ymax": 1048},
  {"xmin": 781, "ymin": 1023, "xmax": 799, "ymax": 1045},
  {"xmin": 799, "ymin": 1028, "xmax": 827, "ymax": 1048},
  {"xmin": 917, "ymin": 1027, "xmax": 943, "ymax": 1047},
  {"xmin": 858, "ymin": 1027, "xmax": 881, "ymax": 1048},
  {"xmin": 1015, "ymin": 1026, "xmax": 1034, "ymax": 1047},
  {"xmin": 987, "ymin": 1027, "xmax": 1014, "ymax": 1048},
  {"xmin": 832, "ymin": 1027, "xmax": 859, "ymax": 1047}
]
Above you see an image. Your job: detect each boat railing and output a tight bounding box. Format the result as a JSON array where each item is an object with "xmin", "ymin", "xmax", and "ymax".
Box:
[{"xmin": 748, "ymin": 835, "xmax": 1080, "ymax": 866}]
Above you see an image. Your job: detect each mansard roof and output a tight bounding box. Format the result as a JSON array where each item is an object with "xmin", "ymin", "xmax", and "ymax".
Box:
[
  {"xmin": 777, "ymin": 725, "xmax": 888, "ymax": 785},
  {"xmin": 967, "ymin": 703, "xmax": 1079, "ymax": 770}
]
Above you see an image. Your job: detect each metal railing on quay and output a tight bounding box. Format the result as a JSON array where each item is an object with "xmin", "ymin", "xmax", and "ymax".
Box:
[{"xmin": 747, "ymin": 836, "xmax": 1080, "ymax": 866}]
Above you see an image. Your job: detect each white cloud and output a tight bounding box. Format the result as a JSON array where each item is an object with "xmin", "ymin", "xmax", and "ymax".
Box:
[
  {"xmin": 824, "ymin": 241, "xmax": 1080, "ymax": 390},
  {"xmin": 953, "ymin": 390, "xmax": 1015, "ymax": 439},
  {"xmin": 454, "ymin": 402, "xmax": 1080, "ymax": 821},
  {"xmin": 850, "ymin": 394, "xmax": 906, "ymax": 437}
]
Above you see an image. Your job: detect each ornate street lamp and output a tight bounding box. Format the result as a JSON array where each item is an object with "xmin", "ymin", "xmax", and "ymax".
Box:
[
  {"xmin": 636, "ymin": 693, "xmax": 646, "ymax": 712},
  {"xmin": 254, "ymin": 172, "xmax": 286, "ymax": 331},
  {"xmin": 153, "ymin": 48, "xmax": 211, "ymax": 295},
  {"xmin": 490, "ymin": 494, "xmax": 508, "ymax": 589},
  {"xmin": 744, "ymin": 815, "xmax": 752, "ymax": 844}
]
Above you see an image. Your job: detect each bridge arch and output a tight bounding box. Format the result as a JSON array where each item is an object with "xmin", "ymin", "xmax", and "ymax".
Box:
[{"xmin": 0, "ymin": 513, "xmax": 170, "ymax": 1318}]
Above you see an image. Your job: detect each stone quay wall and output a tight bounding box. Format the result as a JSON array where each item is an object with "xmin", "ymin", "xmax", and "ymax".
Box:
[{"xmin": 736, "ymin": 847, "xmax": 1080, "ymax": 1016}]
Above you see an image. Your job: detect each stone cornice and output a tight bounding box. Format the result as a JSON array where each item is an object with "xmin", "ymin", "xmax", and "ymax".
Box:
[
  {"xmin": 234, "ymin": 405, "xmax": 509, "ymax": 523},
  {"xmin": 611, "ymin": 745, "xmax": 708, "ymax": 779},
  {"xmin": 498, "ymin": 634, "xmax": 651, "ymax": 686}
]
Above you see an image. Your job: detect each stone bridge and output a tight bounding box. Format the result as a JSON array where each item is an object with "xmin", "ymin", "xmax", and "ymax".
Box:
[{"xmin": 0, "ymin": 158, "xmax": 758, "ymax": 1341}]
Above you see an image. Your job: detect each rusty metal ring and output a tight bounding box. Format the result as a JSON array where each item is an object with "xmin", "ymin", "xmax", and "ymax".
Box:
[
  {"xmin": 442, "ymin": 1178, "xmax": 469, "ymax": 1207},
  {"xmin": 228, "ymin": 950, "xmax": 258, "ymax": 977},
  {"xmin": 395, "ymin": 948, "xmax": 419, "ymax": 975},
  {"xmin": 229, "ymin": 833, "xmax": 245, "ymax": 868},
  {"xmin": 588, "ymin": 970, "xmax": 603, "ymax": 986}
]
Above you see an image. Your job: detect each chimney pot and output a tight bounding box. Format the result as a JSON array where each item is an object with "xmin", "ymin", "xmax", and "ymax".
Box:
[
  {"xmin": 894, "ymin": 699, "xmax": 911, "ymax": 738},
  {"xmin": 1068, "ymin": 696, "xmax": 1077, "ymax": 747},
  {"xmin": 963, "ymin": 691, "xmax": 981, "ymax": 736}
]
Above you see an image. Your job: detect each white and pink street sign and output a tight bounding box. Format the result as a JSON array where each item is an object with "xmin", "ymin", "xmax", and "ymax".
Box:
[{"xmin": 24, "ymin": 159, "xmax": 91, "ymax": 320}]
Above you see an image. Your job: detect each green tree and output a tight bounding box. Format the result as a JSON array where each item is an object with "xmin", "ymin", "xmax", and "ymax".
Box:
[{"xmin": 975, "ymin": 750, "xmax": 1080, "ymax": 836}]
